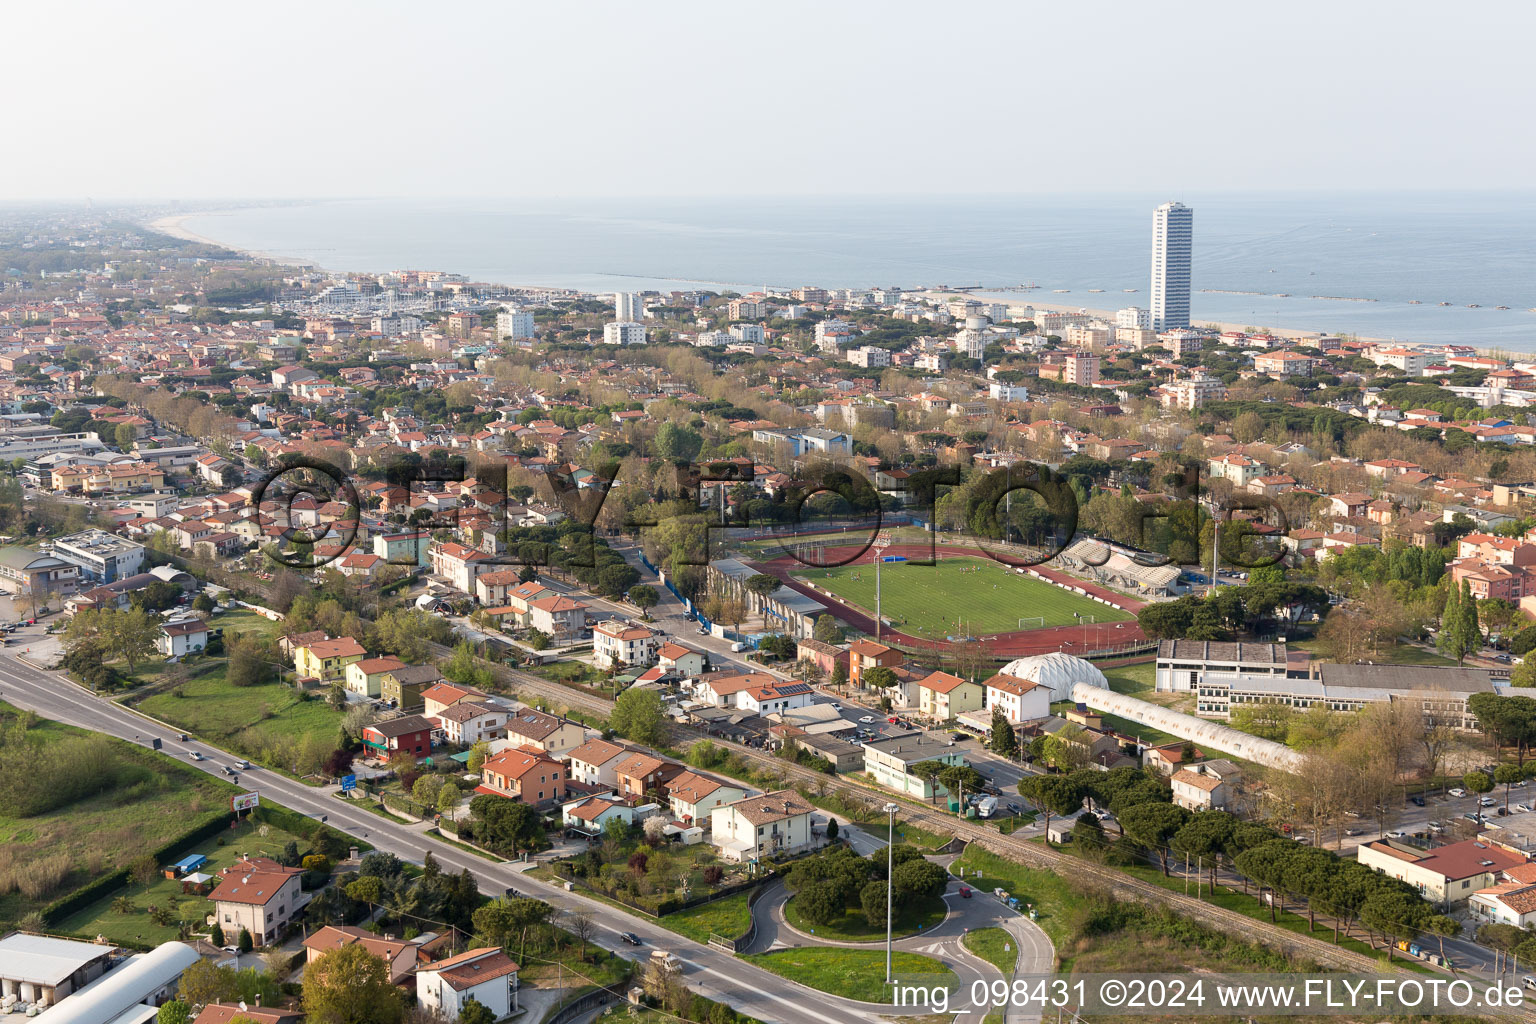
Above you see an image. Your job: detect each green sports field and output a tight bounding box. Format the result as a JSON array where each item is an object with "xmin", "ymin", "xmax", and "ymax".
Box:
[{"xmin": 793, "ymin": 555, "xmax": 1132, "ymax": 638}]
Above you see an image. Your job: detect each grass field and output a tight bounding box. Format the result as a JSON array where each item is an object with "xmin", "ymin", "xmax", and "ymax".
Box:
[
  {"xmin": 0, "ymin": 704, "xmax": 242, "ymax": 934},
  {"xmin": 135, "ymin": 670, "xmax": 344, "ymax": 769},
  {"xmin": 54, "ymin": 816, "xmax": 310, "ymax": 947},
  {"xmin": 793, "ymin": 555, "xmax": 1131, "ymax": 638},
  {"xmin": 962, "ymin": 927, "xmax": 1018, "ymax": 974},
  {"xmin": 741, "ymin": 948, "xmax": 955, "ymax": 1002},
  {"xmin": 658, "ymin": 890, "xmax": 755, "ymax": 944}
]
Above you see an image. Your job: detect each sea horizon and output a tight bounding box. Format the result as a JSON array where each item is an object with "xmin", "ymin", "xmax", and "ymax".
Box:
[{"xmin": 159, "ymin": 192, "xmax": 1536, "ymax": 350}]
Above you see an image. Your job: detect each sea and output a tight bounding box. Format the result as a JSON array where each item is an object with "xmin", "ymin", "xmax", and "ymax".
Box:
[{"xmin": 178, "ymin": 192, "xmax": 1536, "ymax": 350}]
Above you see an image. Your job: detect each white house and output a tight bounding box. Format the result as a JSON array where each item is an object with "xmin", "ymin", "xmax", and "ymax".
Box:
[
  {"xmin": 560, "ymin": 794, "xmax": 637, "ymax": 834},
  {"xmin": 666, "ymin": 770, "xmax": 748, "ymax": 828},
  {"xmin": 657, "ymin": 642, "xmax": 707, "ymax": 678},
  {"xmin": 710, "ymin": 789, "xmax": 816, "ymax": 863},
  {"xmin": 1169, "ymin": 759, "xmax": 1241, "ymax": 812},
  {"xmin": 416, "ymin": 947, "xmax": 520, "ymax": 1021},
  {"xmin": 158, "ymin": 618, "xmax": 210, "ymax": 658},
  {"xmin": 209, "ymin": 858, "xmax": 306, "ymax": 946},
  {"xmin": 565, "ymin": 737, "xmax": 630, "ymax": 788},
  {"xmin": 593, "ymin": 621, "xmax": 658, "ymax": 669},
  {"xmin": 1470, "ymin": 883, "xmax": 1536, "ymax": 928},
  {"xmin": 982, "ymin": 672, "xmax": 1049, "ymax": 723},
  {"xmin": 434, "ymin": 700, "xmax": 508, "ymax": 746}
]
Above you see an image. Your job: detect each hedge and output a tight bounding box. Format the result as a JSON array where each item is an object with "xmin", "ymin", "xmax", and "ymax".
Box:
[{"xmin": 42, "ymin": 810, "xmax": 233, "ymax": 924}]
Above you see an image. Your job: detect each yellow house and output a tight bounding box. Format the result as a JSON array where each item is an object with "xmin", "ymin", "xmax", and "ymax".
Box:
[
  {"xmin": 916, "ymin": 670, "xmax": 984, "ymax": 722},
  {"xmin": 344, "ymin": 655, "xmax": 406, "ymax": 697},
  {"xmin": 295, "ymin": 636, "xmax": 368, "ymax": 682}
]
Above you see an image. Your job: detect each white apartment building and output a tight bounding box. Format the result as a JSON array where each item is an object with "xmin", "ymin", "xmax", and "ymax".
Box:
[
  {"xmin": 710, "ymin": 790, "xmax": 816, "ymax": 863},
  {"xmin": 417, "ymin": 948, "xmax": 519, "ymax": 1021},
  {"xmin": 495, "ymin": 309, "xmax": 536, "ymax": 341},
  {"xmin": 593, "ymin": 621, "xmax": 658, "ymax": 669},
  {"xmin": 849, "ymin": 345, "xmax": 891, "ymax": 368},
  {"xmin": 614, "ymin": 292, "xmax": 642, "ymax": 321},
  {"xmin": 1150, "ymin": 200, "xmax": 1193, "ymax": 331},
  {"xmin": 1162, "ymin": 375, "xmax": 1226, "ymax": 410},
  {"xmin": 603, "ymin": 321, "xmax": 647, "ymax": 346},
  {"xmin": 1065, "ymin": 323, "xmax": 1112, "ymax": 350},
  {"xmin": 1372, "ymin": 347, "xmax": 1431, "ymax": 375},
  {"xmin": 728, "ymin": 323, "xmax": 765, "ymax": 344},
  {"xmin": 1116, "ymin": 306, "xmax": 1151, "ymax": 329},
  {"xmin": 371, "ymin": 314, "xmax": 423, "ymax": 336},
  {"xmin": 51, "ymin": 530, "xmax": 145, "ymax": 584},
  {"xmin": 989, "ymin": 381, "xmax": 1030, "ymax": 402}
]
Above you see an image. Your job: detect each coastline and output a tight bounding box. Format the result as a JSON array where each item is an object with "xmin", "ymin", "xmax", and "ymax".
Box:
[{"xmin": 145, "ymin": 211, "xmax": 1481, "ymax": 354}]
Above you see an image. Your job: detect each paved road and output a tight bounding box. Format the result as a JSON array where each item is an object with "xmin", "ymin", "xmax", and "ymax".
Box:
[{"xmin": 0, "ymin": 644, "xmax": 962, "ymax": 1024}]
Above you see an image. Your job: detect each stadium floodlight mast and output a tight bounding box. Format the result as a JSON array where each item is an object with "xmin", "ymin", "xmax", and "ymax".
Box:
[{"xmin": 872, "ymin": 530, "xmax": 891, "ymax": 642}]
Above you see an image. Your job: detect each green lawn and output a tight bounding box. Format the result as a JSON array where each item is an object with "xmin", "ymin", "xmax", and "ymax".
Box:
[
  {"xmin": 660, "ymin": 889, "xmax": 755, "ymax": 943},
  {"xmin": 134, "ymin": 669, "xmax": 344, "ymax": 771},
  {"xmin": 950, "ymin": 846, "xmax": 1076, "ymax": 951},
  {"xmin": 54, "ymin": 816, "xmax": 311, "ymax": 947},
  {"xmin": 962, "ymin": 927, "xmax": 1018, "ymax": 974},
  {"xmin": 783, "ymin": 893, "xmax": 946, "ymax": 942},
  {"xmin": 1050, "ymin": 700, "xmax": 1179, "ymax": 746},
  {"xmin": 793, "ymin": 556, "xmax": 1130, "ymax": 639},
  {"xmin": 1103, "ymin": 661, "xmax": 1154, "ymax": 695},
  {"xmin": 742, "ymin": 948, "xmax": 955, "ymax": 1003},
  {"xmin": 855, "ymin": 819, "xmax": 950, "ymax": 850},
  {"xmin": 0, "ymin": 705, "xmax": 243, "ymax": 934}
]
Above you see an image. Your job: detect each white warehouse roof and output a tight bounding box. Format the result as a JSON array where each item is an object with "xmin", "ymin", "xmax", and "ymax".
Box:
[
  {"xmin": 1071, "ymin": 682, "xmax": 1304, "ymax": 773},
  {"xmin": 0, "ymin": 934, "xmax": 114, "ymax": 987},
  {"xmin": 36, "ymin": 943, "xmax": 199, "ymax": 1024}
]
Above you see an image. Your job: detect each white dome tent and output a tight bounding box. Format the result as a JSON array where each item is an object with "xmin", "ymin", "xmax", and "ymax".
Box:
[{"xmin": 996, "ymin": 652, "xmax": 1108, "ymax": 703}]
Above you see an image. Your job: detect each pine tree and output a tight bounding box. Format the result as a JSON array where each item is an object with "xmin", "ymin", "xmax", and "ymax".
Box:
[
  {"xmin": 1437, "ymin": 581, "xmax": 1462, "ymax": 661},
  {"xmin": 1454, "ymin": 579, "xmax": 1481, "ymax": 665},
  {"xmin": 990, "ymin": 708, "xmax": 1019, "ymax": 758}
]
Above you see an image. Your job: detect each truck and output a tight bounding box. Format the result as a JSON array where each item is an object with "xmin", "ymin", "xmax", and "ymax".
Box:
[
  {"xmin": 976, "ymin": 796, "xmax": 999, "ymax": 818},
  {"xmin": 649, "ymin": 950, "xmax": 682, "ymax": 974}
]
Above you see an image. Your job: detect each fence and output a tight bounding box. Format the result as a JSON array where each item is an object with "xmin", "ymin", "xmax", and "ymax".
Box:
[
  {"xmin": 545, "ymin": 987, "xmax": 626, "ymax": 1024},
  {"xmin": 708, "ymin": 881, "xmax": 773, "ymax": 953},
  {"xmin": 549, "ymin": 865, "xmax": 770, "ymax": 920}
]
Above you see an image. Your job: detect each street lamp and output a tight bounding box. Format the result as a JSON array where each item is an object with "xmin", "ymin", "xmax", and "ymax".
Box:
[{"xmin": 884, "ymin": 801, "xmax": 899, "ymax": 986}]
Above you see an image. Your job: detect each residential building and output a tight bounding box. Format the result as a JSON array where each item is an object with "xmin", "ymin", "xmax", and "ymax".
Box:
[
  {"xmin": 710, "ymin": 789, "xmax": 816, "ymax": 863},
  {"xmin": 51, "ymin": 530, "xmax": 145, "ymax": 584},
  {"xmin": 345, "ymin": 656, "xmax": 407, "ymax": 698},
  {"xmin": 1170, "ymin": 760, "xmax": 1241, "ymax": 812},
  {"xmin": 615, "ymin": 292, "xmax": 642, "ymax": 321},
  {"xmin": 1150, "ymin": 200, "xmax": 1193, "ymax": 331},
  {"xmin": 416, "ymin": 948, "xmax": 520, "ymax": 1021},
  {"xmin": 862, "ymin": 732, "xmax": 966, "ymax": 800},
  {"xmin": 294, "ymin": 636, "xmax": 367, "ymax": 683},
  {"xmin": 209, "ymin": 857, "xmax": 306, "ymax": 946},
  {"xmin": 381, "ymin": 665, "xmax": 445, "ymax": 711},
  {"xmin": 613, "ymin": 751, "xmax": 684, "ymax": 803},
  {"xmin": 302, "ymin": 925, "xmax": 422, "ymax": 985},
  {"xmin": 1062, "ymin": 351, "xmax": 1100, "ymax": 385},
  {"xmin": 158, "ymin": 618, "xmax": 210, "ymax": 658},
  {"xmin": 603, "ymin": 322, "xmax": 647, "ymax": 346},
  {"xmin": 593, "ymin": 621, "xmax": 658, "ymax": 669},
  {"xmin": 1161, "ymin": 375, "xmax": 1226, "ymax": 410},
  {"xmin": 362, "ymin": 715, "xmax": 434, "ymax": 758},
  {"xmin": 495, "ymin": 310, "xmax": 536, "ymax": 341},
  {"xmin": 657, "ymin": 642, "xmax": 707, "ymax": 678},
  {"xmin": 421, "ymin": 680, "xmax": 493, "ymax": 719},
  {"xmin": 373, "ymin": 531, "xmax": 430, "ymax": 567},
  {"xmin": 566, "ymin": 737, "xmax": 631, "ymax": 788},
  {"xmin": 848, "ymin": 639, "xmax": 902, "ymax": 688},
  {"xmin": 916, "ymin": 670, "xmax": 984, "ymax": 722},
  {"xmin": 480, "ymin": 748, "xmax": 566, "ymax": 807},
  {"xmin": 666, "ymin": 770, "xmax": 748, "ymax": 827},
  {"xmin": 501, "ymin": 708, "xmax": 585, "ymax": 757},
  {"xmin": 982, "ymin": 672, "xmax": 1049, "ymax": 723},
  {"xmin": 435, "ymin": 700, "xmax": 508, "ymax": 746}
]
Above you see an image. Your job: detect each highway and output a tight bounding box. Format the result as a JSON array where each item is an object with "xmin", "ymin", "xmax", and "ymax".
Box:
[{"xmin": 0, "ymin": 640, "xmax": 997, "ymax": 1024}]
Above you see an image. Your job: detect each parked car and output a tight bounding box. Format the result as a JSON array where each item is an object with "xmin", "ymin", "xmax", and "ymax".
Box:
[
  {"xmin": 1481, "ymin": 796, "xmax": 1498, "ymax": 807},
  {"xmin": 1386, "ymin": 830, "xmax": 1408, "ymax": 839},
  {"xmin": 859, "ymin": 715, "xmax": 876, "ymax": 724},
  {"xmin": 1516, "ymin": 804, "xmax": 1532, "ymax": 814},
  {"xmin": 1448, "ymin": 788, "xmax": 1467, "ymax": 798},
  {"xmin": 1410, "ymin": 795, "xmax": 1426, "ymax": 806}
]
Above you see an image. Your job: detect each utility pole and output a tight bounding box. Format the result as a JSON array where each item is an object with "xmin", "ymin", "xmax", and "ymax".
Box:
[{"xmin": 884, "ymin": 801, "xmax": 899, "ymax": 987}]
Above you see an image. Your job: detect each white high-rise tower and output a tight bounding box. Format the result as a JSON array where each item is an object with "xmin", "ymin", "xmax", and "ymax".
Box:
[
  {"xmin": 1150, "ymin": 201, "xmax": 1193, "ymax": 332},
  {"xmin": 615, "ymin": 292, "xmax": 641, "ymax": 321}
]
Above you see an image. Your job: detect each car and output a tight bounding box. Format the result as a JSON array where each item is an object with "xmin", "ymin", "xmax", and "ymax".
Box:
[
  {"xmin": 1410, "ymin": 795, "xmax": 1426, "ymax": 806},
  {"xmin": 1465, "ymin": 813, "xmax": 1482, "ymax": 822},
  {"xmin": 1498, "ymin": 807, "xmax": 1509, "ymax": 816},
  {"xmin": 177, "ymin": 733, "xmax": 189, "ymax": 742},
  {"xmin": 1481, "ymin": 797, "xmax": 1498, "ymax": 807},
  {"xmin": 1344, "ymin": 828, "xmax": 1364, "ymax": 836},
  {"xmin": 1448, "ymin": 788, "xmax": 1467, "ymax": 798},
  {"xmin": 959, "ymin": 885, "xmax": 972, "ymax": 898},
  {"xmin": 1386, "ymin": 830, "xmax": 1408, "ymax": 839},
  {"xmin": 505, "ymin": 886, "xmax": 520, "ymax": 897},
  {"xmin": 1524, "ymin": 976, "xmax": 1536, "ymax": 991},
  {"xmin": 188, "ymin": 751, "xmax": 203, "ymax": 761},
  {"xmin": 221, "ymin": 765, "xmax": 234, "ymax": 775},
  {"xmin": 1293, "ymin": 834, "xmax": 1311, "ymax": 844},
  {"xmin": 828, "ymin": 703, "xmax": 841, "ymax": 711},
  {"xmin": 1517, "ymin": 804, "xmax": 1533, "ymax": 814},
  {"xmin": 1517, "ymin": 780, "xmax": 1529, "ymax": 788},
  {"xmin": 1428, "ymin": 820, "xmax": 1443, "ymax": 828},
  {"xmin": 235, "ymin": 759, "xmax": 252, "ymax": 770},
  {"xmin": 859, "ymin": 715, "xmax": 876, "ymax": 724},
  {"xmin": 621, "ymin": 932, "xmax": 642, "ymax": 946},
  {"xmin": 697, "ymin": 627, "xmax": 708, "ymax": 635}
]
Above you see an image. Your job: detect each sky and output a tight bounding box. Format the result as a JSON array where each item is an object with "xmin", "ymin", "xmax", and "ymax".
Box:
[{"xmin": 4, "ymin": 0, "xmax": 1534, "ymax": 200}]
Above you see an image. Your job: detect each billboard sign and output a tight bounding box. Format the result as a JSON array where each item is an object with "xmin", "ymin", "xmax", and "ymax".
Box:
[{"xmin": 232, "ymin": 792, "xmax": 260, "ymax": 812}]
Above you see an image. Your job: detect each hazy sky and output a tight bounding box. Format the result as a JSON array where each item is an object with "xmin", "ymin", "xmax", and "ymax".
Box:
[{"xmin": 5, "ymin": 0, "xmax": 1533, "ymax": 200}]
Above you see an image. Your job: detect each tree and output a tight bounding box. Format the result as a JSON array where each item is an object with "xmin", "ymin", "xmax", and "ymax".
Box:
[
  {"xmin": 892, "ymin": 858, "xmax": 948, "ymax": 899},
  {"xmin": 1466, "ymin": 770, "xmax": 1494, "ymax": 821},
  {"xmin": 653, "ymin": 422, "xmax": 704, "ymax": 462},
  {"xmin": 628, "ymin": 584, "xmax": 659, "ymax": 615},
  {"xmin": 863, "ymin": 665, "xmax": 897, "ymax": 691},
  {"xmin": 157, "ymin": 1002, "xmax": 190, "ymax": 1024},
  {"xmin": 860, "ymin": 879, "xmax": 889, "ymax": 928},
  {"xmin": 176, "ymin": 960, "xmax": 238, "ymax": 1006},
  {"xmin": 795, "ymin": 880, "xmax": 843, "ymax": 925},
  {"xmin": 1117, "ymin": 803, "xmax": 1190, "ymax": 875},
  {"xmin": 610, "ymin": 687, "xmax": 667, "ymax": 747},
  {"xmin": 563, "ymin": 909, "xmax": 597, "ymax": 961},
  {"xmin": 1496, "ymin": 763, "xmax": 1523, "ymax": 812},
  {"xmin": 210, "ymin": 922, "xmax": 225, "ymax": 947},
  {"xmin": 457, "ymin": 1000, "xmax": 493, "ymax": 1024},
  {"xmin": 989, "ymin": 708, "xmax": 1019, "ymax": 758},
  {"xmin": 744, "ymin": 574, "xmax": 781, "ymax": 601},
  {"xmin": 1019, "ymin": 775, "xmax": 1085, "ymax": 836},
  {"xmin": 437, "ymin": 780, "xmax": 462, "ymax": 815},
  {"xmin": 303, "ymin": 943, "xmax": 404, "ymax": 1024},
  {"xmin": 825, "ymin": 817, "xmax": 838, "ymax": 841},
  {"xmin": 236, "ymin": 927, "xmax": 253, "ymax": 953},
  {"xmin": 813, "ymin": 614, "xmax": 844, "ymax": 644},
  {"xmin": 909, "ymin": 760, "xmax": 949, "ymax": 803},
  {"xmin": 829, "ymin": 662, "xmax": 847, "ymax": 690},
  {"xmin": 467, "ymin": 740, "xmax": 490, "ymax": 773}
]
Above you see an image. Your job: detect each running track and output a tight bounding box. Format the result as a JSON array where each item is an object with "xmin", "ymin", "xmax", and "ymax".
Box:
[{"xmin": 753, "ymin": 542, "xmax": 1149, "ymax": 658}]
